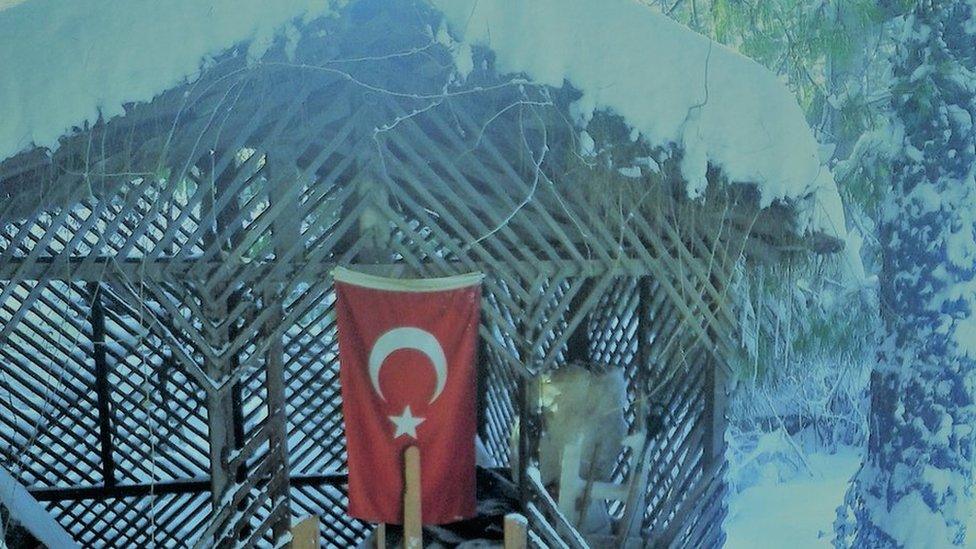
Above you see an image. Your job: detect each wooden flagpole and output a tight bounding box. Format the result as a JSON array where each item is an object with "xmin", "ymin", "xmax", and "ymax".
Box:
[
  {"xmin": 403, "ymin": 445, "xmax": 423, "ymax": 548},
  {"xmin": 375, "ymin": 523, "xmax": 386, "ymax": 548},
  {"xmin": 504, "ymin": 513, "xmax": 528, "ymax": 549}
]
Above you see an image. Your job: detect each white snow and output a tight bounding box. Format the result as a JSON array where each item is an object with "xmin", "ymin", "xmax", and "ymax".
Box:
[
  {"xmin": 0, "ymin": 0, "xmax": 845, "ymax": 240},
  {"xmin": 430, "ymin": 0, "xmax": 846, "ymax": 239},
  {"xmin": 578, "ymin": 130, "xmax": 596, "ymax": 157},
  {"xmin": 727, "ymin": 443, "xmax": 976, "ymax": 548},
  {"xmin": 725, "ymin": 449, "xmax": 860, "ymax": 549},
  {"xmin": 0, "ymin": 0, "xmax": 341, "ymax": 163},
  {"xmin": 871, "ymin": 491, "xmax": 958, "ymax": 549},
  {"xmin": 617, "ymin": 166, "xmax": 642, "ymax": 179}
]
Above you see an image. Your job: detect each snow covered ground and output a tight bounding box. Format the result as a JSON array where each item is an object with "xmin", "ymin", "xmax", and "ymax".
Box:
[{"xmin": 724, "ymin": 447, "xmax": 861, "ymax": 548}]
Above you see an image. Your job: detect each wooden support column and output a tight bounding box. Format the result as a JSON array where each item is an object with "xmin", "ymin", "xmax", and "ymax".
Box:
[
  {"xmin": 213, "ymin": 173, "xmax": 250, "ymax": 541},
  {"xmin": 702, "ymin": 360, "xmax": 729, "ymax": 469},
  {"xmin": 702, "ymin": 268, "xmax": 730, "ymax": 470},
  {"xmin": 516, "ymin": 373, "xmax": 533, "ymax": 507},
  {"xmin": 476, "ymin": 338, "xmax": 490, "ymax": 443},
  {"xmin": 636, "ymin": 277, "xmax": 653, "ymax": 394},
  {"xmin": 87, "ymin": 282, "xmax": 116, "ymax": 487},
  {"xmin": 200, "ymin": 160, "xmax": 240, "ymax": 524},
  {"xmin": 564, "ymin": 279, "xmax": 593, "ymax": 366},
  {"xmin": 504, "ymin": 514, "xmax": 528, "ymax": 549},
  {"xmin": 613, "ymin": 276, "xmax": 654, "ymax": 542},
  {"xmin": 264, "ymin": 161, "xmax": 300, "ymax": 542},
  {"xmin": 699, "ymin": 261, "xmax": 732, "ymax": 548},
  {"xmin": 515, "ymin": 319, "xmax": 542, "ymax": 510},
  {"xmin": 205, "ymin": 387, "xmax": 235, "ymax": 506}
]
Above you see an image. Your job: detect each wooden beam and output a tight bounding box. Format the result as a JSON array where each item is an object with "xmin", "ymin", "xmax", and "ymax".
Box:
[
  {"xmin": 86, "ymin": 282, "xmax": 117, "ymax": 487},
  {"xmin": 0, "ymin": 256, "xmax": 660, "ymax": 282},
  {"xmin": 27, "ymin": 473, "xmax": 347, "ymax": 501}
]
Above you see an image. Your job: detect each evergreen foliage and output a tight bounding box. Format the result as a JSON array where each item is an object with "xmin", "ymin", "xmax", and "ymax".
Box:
[{"xmin": 846, "ymin": 1, "xmax": 976, "ymax": 545}]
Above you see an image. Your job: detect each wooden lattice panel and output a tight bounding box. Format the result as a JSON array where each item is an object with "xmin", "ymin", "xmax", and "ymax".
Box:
[{"xmin": 0, "ymin": 281, "xmax": 101, "ymax": 487}]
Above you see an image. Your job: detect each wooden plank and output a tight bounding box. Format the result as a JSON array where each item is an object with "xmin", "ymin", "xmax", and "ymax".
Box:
[
  {"xmin": 525, "ymin": 503, "xmax": 570, "ymax": 549},
  {"xmin": 0, "ymin": 254, "xmax": 657, "ymax": 284},
  {"xmin": 703, "ymin": 356, "xmax": 729, "ymax": 468},
  {"xmin": 378, "ymin": 142, "xmax": 530, "ymax": 304},
  {"xmin": 504, "ymin": 513, "xmax": 529, "ymax": 549},
  {"xmin": 539, "ymin": 273, "xmax": 618, "ymax": 370},
  {"xmin": 403, "ymin": 446, "xmax": 422, "ymax": 549},
  {"xmin": 196, "ymin": 99, "xmax": 368, "ymax": 299},
  {"xmin": 525, "ymin": 465, "xmax": 588, "ymax": 549}
]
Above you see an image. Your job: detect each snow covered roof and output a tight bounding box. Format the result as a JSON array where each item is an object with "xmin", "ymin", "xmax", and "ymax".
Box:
[
  {"xmin": 0, "ymin": 0, "xmax": 844, "ymax": 243},
  {"xmin": 0, "ymin": 0, "xmax": 336, "ymax": 162}
]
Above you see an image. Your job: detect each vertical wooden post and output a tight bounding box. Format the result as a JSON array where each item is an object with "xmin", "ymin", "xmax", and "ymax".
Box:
[
  {"xmin": 265, "ymin": 162, "xmax": 298, "ymax": 542},
  {"xmin": 702, "ymin": 269, "xmax": 730, "ymax": 470},
  {"xmin": 703, "ymin": 359, "xmax": 728, "ymax": 468},
  {"xmin": 636, "ymin": 276, "xmax": 652, "ymax": 394},
  {"xmin": 201, "ymin": 161, "xmax": 238, "ymax": 514},
  {"xmin": 476, "ymin": 338, "xmax": 490, "ymax": 443},
  {"xmin": 614, "ymin": 276, "xmax": 653, "ymax": 542},
  {"xmin": 515, "ymin": 325, "xmax": 541, "ymax": 509},
  {"xmin": 375, "ymin": 523, "xmax": 386, "ymax": 548},
  {"xmin": 504, "ymin": 513, "xmax": 528, "ymax": 549},
  {"xmin": 403, "ymin": 446, "xmax": 423, "ymax": 549},
  {"xmin": 516, "ymin": 373, "xmax": 532, "ymax": 506},
  {"xmin": 564, "ymin": 278, "xmax": 594, "ymax": 366},
  {"xmin": 87, "ymin": 282, "xmax": 116, "ymax": 487}
]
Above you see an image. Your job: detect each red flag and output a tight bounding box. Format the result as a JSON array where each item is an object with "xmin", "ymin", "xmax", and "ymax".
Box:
[{"xmin": 333, "ymin": 267, "xmax": 483, "ymax": 525}]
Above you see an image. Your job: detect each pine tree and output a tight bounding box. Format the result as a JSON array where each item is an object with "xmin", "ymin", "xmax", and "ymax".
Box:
[{"xmin": 850, "ymin": 1, "xmax": 976, "ymax": 546}]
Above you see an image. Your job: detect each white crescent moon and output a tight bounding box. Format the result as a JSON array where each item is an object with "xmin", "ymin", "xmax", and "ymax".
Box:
[{"xmin": 368, "ymin": 327, "xmax": 448, "ymax": 403}]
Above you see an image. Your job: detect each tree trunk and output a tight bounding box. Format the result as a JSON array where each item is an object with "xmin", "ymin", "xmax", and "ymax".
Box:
[{"xmin": 852, "ymin": 2, "xmax": 976, "ymax": 546}]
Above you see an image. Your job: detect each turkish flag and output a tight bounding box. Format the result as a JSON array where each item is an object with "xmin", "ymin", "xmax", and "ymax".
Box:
[{"xmin": 333, "ymin": 267, "xmax": 483, "ymax": 525}]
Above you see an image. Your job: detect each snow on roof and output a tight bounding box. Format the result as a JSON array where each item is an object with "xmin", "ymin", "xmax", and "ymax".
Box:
[
  {"xmin": 0, "ymin": 0, "xmax": 338, "ymax": 163},
  {"xmin": 0, "ymin": 0, "xmax": 844, "ymax": 240},
  {"xmin": 431, "ymin": 0, "xmax": 845, "ymax": 239}
]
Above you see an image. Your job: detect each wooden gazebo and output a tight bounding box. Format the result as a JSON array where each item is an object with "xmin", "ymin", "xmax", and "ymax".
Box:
[{"xmin": 0, "ymin": 1, "xmax": 842, "ymax": 547}]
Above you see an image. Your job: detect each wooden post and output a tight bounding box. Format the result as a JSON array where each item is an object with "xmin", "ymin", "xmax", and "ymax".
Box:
[
  {"xmin": 403, "ymin": 446, "xmax": 423, "ymax": 549},
  {"xmin": 290, "ymin": 516, "xmax": 320, "ymax": 549},
  {"xmin": 504, "ymin": 513, "xmax": 528, "ymax": 549},
  {"xmin": 375, "ymin": 523, "xmax": 386, "ymax": 548},
  {"xmin": 265, "ymin": 163, "xmax": 298, "ymax": 542},
  {"xmin": 86, "ymin": 282, "xmax": 116, "ymax": 488}
]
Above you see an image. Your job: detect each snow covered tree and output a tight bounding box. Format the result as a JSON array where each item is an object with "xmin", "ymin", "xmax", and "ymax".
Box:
[{"xmin": 849, "ymin": 1, "xmax": 976, "ymax": 546}]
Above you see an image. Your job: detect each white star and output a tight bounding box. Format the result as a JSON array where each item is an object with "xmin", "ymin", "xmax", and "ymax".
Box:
[{"xmin": 388, "ymin": 405, "xmax": 425, "ymax": 440}]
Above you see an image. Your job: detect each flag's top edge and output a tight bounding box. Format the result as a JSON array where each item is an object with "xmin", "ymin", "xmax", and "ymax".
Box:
[{"xmin": 331, "ymin": 266, "xmax": 484, "ymax": 292}]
